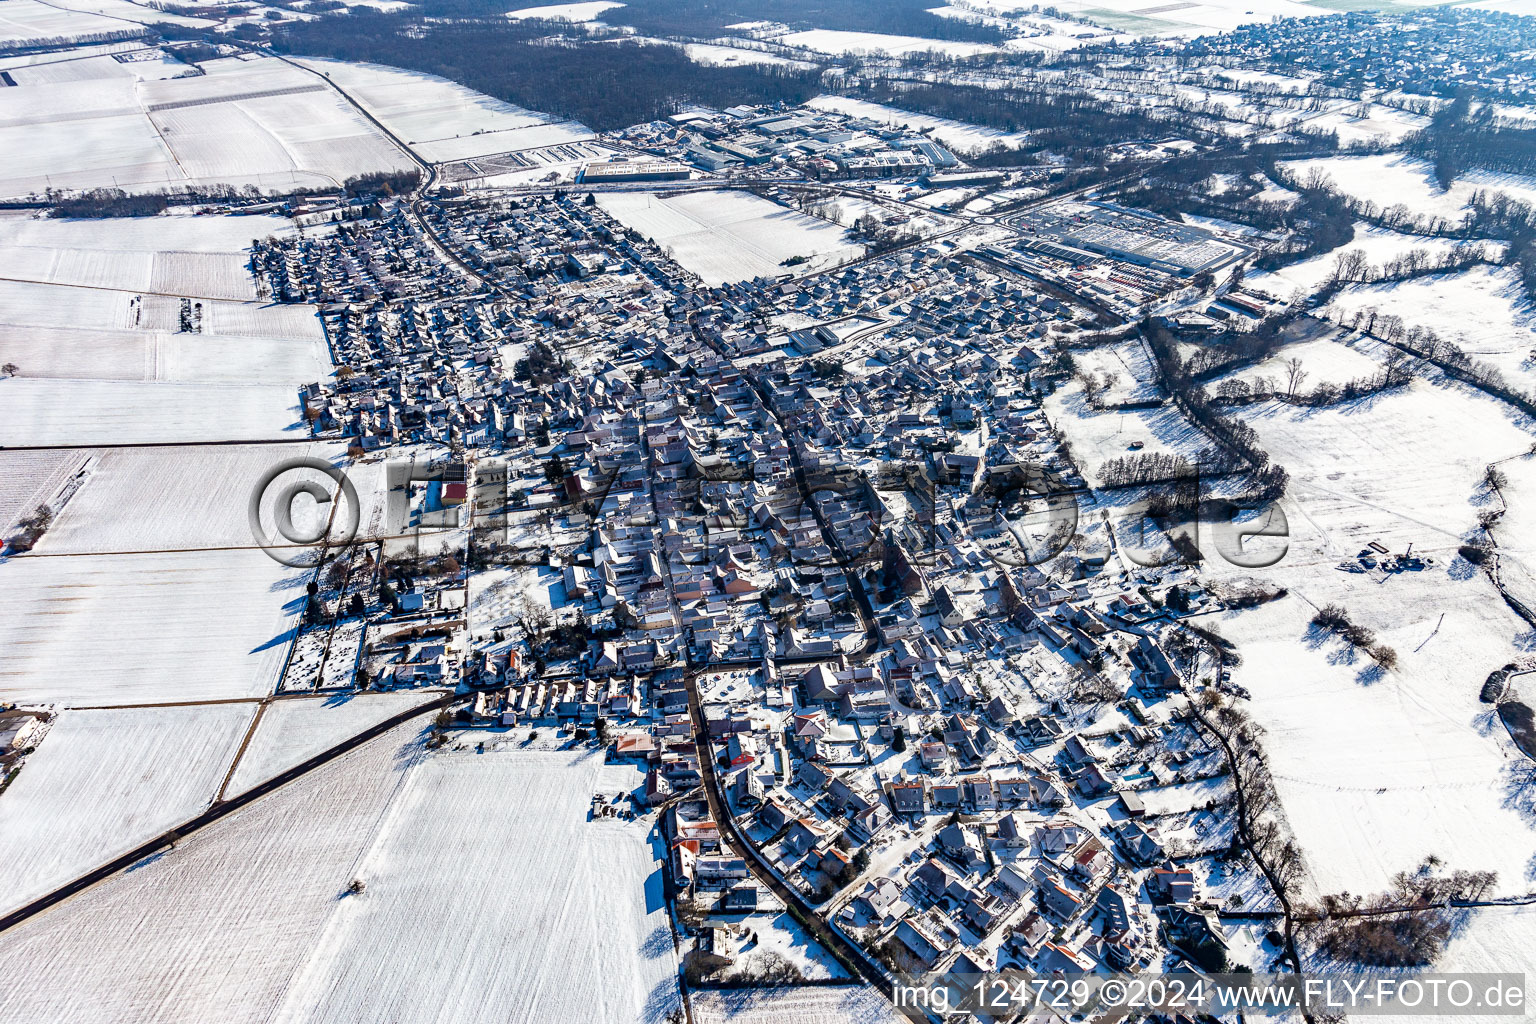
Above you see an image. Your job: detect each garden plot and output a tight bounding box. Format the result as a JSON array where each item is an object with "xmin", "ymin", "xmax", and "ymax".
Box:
[
  {"xmin": 691, "ymin": 986, "xmax": 900, "ymax": 1024},
  {"xmin": 0, "ymin": 703, "xmax": 254, "ymax": 917},
  {"xmin": 806, "ymin": 95, "xmax": 1028, "ymax": 154},
  {"xmin": 0, "ymin": 58, "xmax": 410, "ymax": 198},
  {"xmin": 1214, "ymin": 579, "xmax": 1536, "ymax": 901},
  {"xmin": 0, "ymin": 547, "xmax": 306, "ymax": 705},
  {"xmin": 0, "ymin": 721, "xmax": 426, "ymax": 1024},
  {"xmin": 292, "ymin": 57, "xmax": 594, "ymax": 160},
  {"xmin": 597, "ymin": 190, "xmax": 860, "ymax": 286},
  {"xmin": 225, "ymin": 691, "xmax": 442, "ymax": 796},
  {"xmin": 1278, "ymin": 154, "xmax": 1536, "ymax": 223},
  {"xmin": 1245, "ymin": 223, "xmax": 1479, "ymax": 300},
  {"xmin": 271, "ymin": 747, "xmax": 682, "ymax": 1024},
  {"xmin": 0, "ymin": 378, "xmax": 304, "ymax": 444},
  {"xmin": 776, "ymin": 29, "xmax": 998, "ymax": 57}
]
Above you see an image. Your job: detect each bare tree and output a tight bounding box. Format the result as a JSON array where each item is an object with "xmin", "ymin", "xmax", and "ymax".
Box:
[{"xmin": 1284, "ymin": 357, "xmax": 1309, "ymax": 398}]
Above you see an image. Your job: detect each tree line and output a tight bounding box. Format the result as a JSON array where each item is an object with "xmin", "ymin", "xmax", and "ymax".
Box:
[{"xmin": 272, "ymin": 14, "xmax": 825, "ymax": 133}]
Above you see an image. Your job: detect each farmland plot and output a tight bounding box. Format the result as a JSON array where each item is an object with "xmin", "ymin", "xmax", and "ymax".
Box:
[
  {"xmin": 0, "ymin": 377, "xmax": 305, "ymax": 445},
  {"xmin": 1042, "ymin": 380, "xmax": 1209, "ymax": 487},
  {"xmin": 0, "ymin": 209, "xmax": 295, "ymax": 253},
  {"xmin": 776, "ymin": 30, "xmax": 998, "ymax": 58},
  {"xmin": 0, "ymin": 721, "xmax": 427, "ymax": 1024},
  {"xmin": 1199, "ymin": 380, "xmax": 1536, "ymax": 899},
  {"xmin": 0, "ymin": 703, "xmax": 254, "ymax": 916},
  {"xmin": 225, "ymin": 691, "xmax": 444, "ymax": 796},
  {"xmin": 597, "ymin": 190, "xmax": 860, "ymax": 286},
  {"xmin": 291, "ymin": 57, "xmax": 594, "ymax": 161},
  {"xmin": 0, "ymin": 547, "xmax": 306, "ymax": 705},
  {"xmin": 4, "ymin": 49, "xmax": 192, "ymax": 85},
  {"xmin": 272, "ymin": 747, "xmax": 682, "ymax": 1024},
  {"xmin": 36, "ymin": 441, "xmax": 356, "ymax": 553},
  {"xmin": 0, "ymin": 0, "xmax": 142, "ymax": 45},
  {"xmin": 0, "ymin": 449, "xmax": 88, "ymax": 536},
  {"xmin": 1209, "ymin": 334, "xmax": 1385, "ymax": 393},
  {"xmin": 1237, "ymin": 378, "xmax": 1534, "ymax": 558},
  {"xmin": 0, "ymin": 58, "xmax": 410, "ymax": 198},
  {"xmin": 1245, "ymin": 223, "xmax": 1484, "ymax": 300}
]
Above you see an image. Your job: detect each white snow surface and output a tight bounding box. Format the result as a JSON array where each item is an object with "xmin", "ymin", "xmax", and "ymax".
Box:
[
  {"xmin": 225, "ymin": 692, "xmax": 444, "ymax": 796},
  {"xmin": 505, "ymin": 0, "xmax": 623, "ymax": 20},
  {"xmin": 292, "ymin": 57, "xmax": 593, "ymax": 161},
  {"xmin": 271, "ymin": 746, "xmax": 682, "ymax": 1024},
  {"xmin": 691, "ymin": 986, "xmax": 901, "ymax": 1024},
  {"xmin": 0, "ymin": 703, "xmax": 254, "ymax": 916},
  {"xmin": 0, "ymin": 547, "xmax": 306, "ymax": 705},
  {"xmin": 596, "ymin": 189, "xmax": 859, "ymax": 286},
  {"xmin": 0, "ymin": 721, "xmax": 426, "ymax": 1024},
  {"xmin": 807, "ymin": 94, "xmax": 1029, "ymax": 153}
]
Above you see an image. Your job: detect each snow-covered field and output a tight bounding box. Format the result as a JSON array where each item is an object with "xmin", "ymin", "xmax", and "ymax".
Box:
[
  {"xmin": 0, "ymin": 289, "xmax": 328, "ymax": 389},
  {"xmin": 1243, "ymin": 377, "xmax": 1533, "ymax": 558},
  {"xmin": 36, "ymin": 442, "xmax": 353, "ymax": 553},
  {"xmin": 1043, "ymin": 380, "xmax": 1208, "ymax": 487},
  {"xmin": 1216, "ymin": 583, "xmax": 1536, "ymax": 901},
  {"xmin": 1200, "ymin": 378, "xmax": 1536, "ymax": 899},
  {"xmin": 776, "ymin": 29, "xmax": 998, "ymax": 57},
  {"xmin": 0, "ymin": 721, "xmax": 426, "ymax": 1024},
  {"xmin": 505, "ymin": 1, "xmax": 623, "ymax": 20},
  {"xmin": 1246, "ymin": 222, "xmax": 1484, "ymax": 300},
  {"xmin": 0, "ymin": 210, "xmax": 295, "ymax": 300},
  {"xmin": 1211, "ymin": 333, "xmax": 1385, "ymax": 392},
  {"xmin": 0, "ymin": 547, "xmax": 305, "ymax": 704},
  {"xmin": 0, "ymin": 449, "xmax": 87, "ymax": 536},
  {"xmin": 1042, "ymin": 0, "xmax": 1347, "ymax": 36},
  {"xmin": 0, "ymin": 378, "xmax": 305, "ymax": 444},
  {"xmin": 272, "ymin": 746, "xmax": 681, "ymax": 1024},
  {"xmin": 691, "ymin": 986, "xmax": 900, "ymax": 1024},
  {"xmin": 0, "ymin": 0, "xmax": 150, "ymax": 44},
  {"xmin": 597, "ymin": 190, "xmax": 860, "ymax": 286},
  {"xmin": 0, "ymin": 704, "xmax": 253, "ymax": 916},
  {"xmin": 4, "ymin": 49, "xmax": 193, "ymax": 85},
  {"xmin": 226, "ymin": 691, "xmax": 443, "ymax": 796},
  {"xmin": 293, "ymin": 58, "xmax": 593, "ymax": 162},
  {"xmin": 683, "ymin": 42, "xmax": 814, "ymax": 69},
  {"xmin": 806, "ymin": 95, "xmax": 1028, "ymax": 154},
  {"xmin": 1279, "ymin": 154, "xmax": 1536, "ymax": 223},
  {"xmin": 0, "ymin": 56, "xmax": 412, "ymax": 198},
  {"xmin": 1322, "ymin": 266, "xmax": 1536, "ymax": 391}
]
